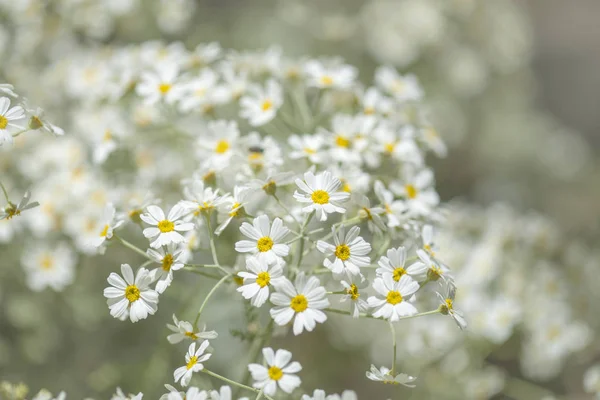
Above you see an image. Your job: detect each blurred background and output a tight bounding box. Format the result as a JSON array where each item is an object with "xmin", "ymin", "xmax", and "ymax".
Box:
[{"xmin": 0, "ymin": 0, "xmax": 599, "ymax": 399}]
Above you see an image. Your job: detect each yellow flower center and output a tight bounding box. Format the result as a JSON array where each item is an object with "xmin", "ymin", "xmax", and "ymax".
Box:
[
  {"xmin": 335, "ymin": 244, "xmax": 351, "ymax": 261},
  {"xmin": 0, "ymin": 115, "xmax": 8, "ymax": 130},
  {"xmin": 158, "ymin": 83, "xmax": 172, "ymax": 94},
  {"xmin": 364, "ymin": 107, "xmax": 375, "ymax": 115},
  {"xmin": 445, "ymin": 298, "xmax": 454, "ymax": 311},
  {"xmin": 125, "ymin": 285, "xmax": 140, "ymax": 302},
  {"xmin": 257, "ymin": 237, "xmax": 274, "ymax": 252},
  {"xmin": 229, "ymin": 202, "xmax": 242, "ymax": 217},
  {"xmin": 256, "ymin": 271, "xmax": 271, "ymax": 288},
  {"xmin": 162, "ymin": 253, "xmax": 174, "ymax": 271},
  {"xmin": 158, "ymin": 220, "xmax": 175, "ymax": 233},
  {"xmin": 304, "ymin": 147, "xmax": 316, "ymax": 155},
  {"xmin": 428, "ymin": 265, "xmax": 443, "ymax": 281},
  {"xmin": 215, "ymin": 140, "xmax": 230, "ymax": 154},
  {"xmin": 185, "ymin": 331, "xmax": 198, "ymax": 340},
  {"xmin": 341, "ymin": 179, "xmax": 351, "ymax": 193},
  {"xmin": 384, "ymin": 142, "xmax": 396, "ymax": 154},
  {"xmin": 290, "ymin": 294, "xmax": 308, "ymax": 312},
  {"xmin": 262, "ymin": 180, "xmax": 276, "ymax": 195},
  {"xmin": 100, "ymin": 224, "xmax": 110, "ymax": 237},
  {"xmin": 186, "ymin": 355, "xmax": 198, "ymax": 370},
  {"xmin": 392, "ymin": 267, "xmax": 406, "ymax": 281},
  {"xmin": 261, "ymin": 99, "xmax": 273, "ymax": 111},
  {"xmin": 30, "ymin": 115, "xmax": 43, "ymax": 129},
  {"xmin": 362, "ymin": 207, "xmax": 372, "ymax": 220},
  {"xmin": 320, "ymin": 76, "xmax": 334, "ymax": 86},
  {"xmin": 335, "ymin": 135, "xmax": 350, "ymax": 148},
  {"xmin": 311, "ymin": 190, "xmax": 330, "ymax": 205},
  {"xmin": 405, "ymin": 184, "xmax": 418, "ymax": 199},
  {"xmin": 268, "ymin": 366, "xmax": 283, "ymax": 381},
  {"xmin": 346, "ymin": 284, "xmax": 360, "ymax": 300},
  {"xmin": 40, "ymin": 255, "xmax": 54, "ymax": 270},
  {"xmin": 233, "ymin": 275, "xmax": 244, "ymax": 286},
  {"xmin": 386, "ymin": 290, "xmax": 403, "ymax": 305}
]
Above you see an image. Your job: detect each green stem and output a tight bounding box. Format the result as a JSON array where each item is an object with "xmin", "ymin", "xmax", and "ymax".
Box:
[
  {"xmin": 0, "ymin": 181, "xmax": 9, "ymax": 203},
  {"xmin": 296, "ymin": 211, "xmax": 314, "ymax": 268},
  {"xmin": 255, "ymin": 389, "xmax": 264, "ymax": 400},
  {"xmin": 389, "ymin": 321, "xmax": 397, "ymax": 376},
  {"xmin": 114, "ymin": 235, "xmax": 152, "ymax": 260},
  {"xmin": 183, "ymin": 268, "xmax": 223, "ymax": 280},
  {"xmin": 11, "ymin": 129, "xmax": 29, "ymax": 138},
  {"xmin": 205, "ymin": 215, "xmax": 221, "ymax": 267},
  {"xmin": 272, "ymin": 193, "xmax": 299, "ymax": 224},
  {"xmin": 201, "ymin": 369, "xmax": 275, "ymax": 400},
  {"xmin": 241, "ymin": 319, "xmax": 275, "ymax": 387},
  {"xmin": 194, "ymin": 273, "xmax": 231, "ymax": 326}
]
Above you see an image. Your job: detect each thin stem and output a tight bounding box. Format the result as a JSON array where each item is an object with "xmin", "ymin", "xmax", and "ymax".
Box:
[
  {"xmin": 255, "ymin": 389, "xmax": 264, "ymax": 400},
  {"xmin": 201, "ymin": 369, "xmax": 275, "ymax": 400},
  {"xmin": 205, "ymin": 215, "xmax": 221, "ymax": 267},
  {"xmin": 296, "ymin": 211, "xmax": 314, "ymax": 268},
  {"xmin": 183, "ymin": 268, "xmax": 223, "ymax": 280},
  {"xmin": 272, "ymin": 193, "xmax": 299, "ymax": 224},
  {"xmin": 325, "ymin": 308, "xmax": 441, "ymax": 321},
  {"xmin": 194, "ymin": 273, "xmax": 231, "ymax": 326},
  {"xmin": 11, "ymin": 129, "xmax": 29, "ymax": 138},
  {"xmin": 389, "ymin": 321, "xmax": 397, "ymax": 376},
  {"xmin": 0, "ymin": 181, "xmax": 9, "ymax": 203},
  {"xmin": 241, "ymin": 319, "xmax": 275, "ymax": 388},
  {"xmin": 113, "ymin": 235, "xmax": 152, "ymax": 260}
]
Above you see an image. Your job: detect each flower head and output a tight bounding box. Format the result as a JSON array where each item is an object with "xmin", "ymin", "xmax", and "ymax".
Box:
[
  {"xmin": 141, "ymin": 205, "xmax": 195, "ymax": 248},
  {"xmin": 368, "ymin": 275, "xmax": 419, "ymax": 321},
  {"xmin": 174, "ymin": 341, "xmax": 212, "ymax": 387},
  {"xmin": 248, "ymin": 348, "xmax": 302, "ymax": 396},
  {"xmin": 103, "ymin": 264, "xmax": 159, "ymax": 323},
  {"xmin": 294, "ymin": 171, "xmax": 349, "ymax": 222},
  {"xmin": 235, "ymin": 215, "xmax": 290, "ymax": 264}
]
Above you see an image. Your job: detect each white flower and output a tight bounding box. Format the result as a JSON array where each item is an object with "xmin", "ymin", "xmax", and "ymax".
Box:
[
  {"xmin": 180, "ymin": 179, "xmax": 229, "ymax": 217},
  {"xmin": 288, "ymin": 134, "xmax": 327, "ymax": 164},
  {"xmin": 339, "ymin": 278, "xmax": 369, "ymax": 318},
  {"xmin": 437, "ymin": 283, "xmax": 467, "ymax": 330},
  {"xmin": 269, "ymin": 274, "xmax": 329, "ymax": 335},
  {"xmin": 28, "ymin": 107, "xmax": 65, "ymax": 136},
  {"xmin": 365, "ymin": 365, "xmax": 417, "ymax": 387},
  {"xmin": 293, "ymin": 171, "xmax": 350, "ymax": 221},
  {"xmin": 376, "ymin": 247, "xmax": 428, "ymax": 283},
  {"xmin": 240, "ymin": 79, "xmax": 282, "ymax": 126},
  {"xmin": 90, "ymin": 203, "xmax": 124, "ymax": 249},
  {"xmin": 421, "ymin": 224, "xmax": 437, "ymax": 256},
  {"xmin": 174, "ymin": 341, "xmax": 212, "ymax": 387},
  {"xmin": 103, "ymin": 264, "xmax": 159, "ymax": 323},
  {"xmin": 177, "ymin": 68, "xmax": 219, "ymax": 112},
  {"xmin": 247, "ymin": 347, "xmax": 302, "ymax": 396},
  {"xmin": 373, "ymin": 180, "xmax": 406, "ymax": 228},
  {"xmin": 148, "ymin": 244, "xmax": 186, "ymax": 293},
  {"xmin": 32, "ymin": 390, "xmax": 68, "ymax": 400},
  {"xmin": 305, "ymin": 60, "xmax": 357, "ymax": 89},
  {"xmin": 584, "ymin": 364, "xmax": 600, "ymax": 396},
  {"xmin": 375, "ymin": 66, "xmax": 423, "ymax": 102},
  {"xmin": 0, "ymin": 83, "xmax": 17, "ymax": 97},
  {"xmin": 0, "ymin": 96, "xmax": 25, "ymax": 145},
  {"xmin": 167, "ymin": 314, "xmax": 218, "ymax": 344},
  {"xmin": 141, "ymin": 204, "xmax": 195, "ymax": 248},
  {"xmin": 161, "ymin": 385, "xmax": 206, "ymax": 400},
  {"xmin": 390, "ymin": 167, "xmax": 439, "ymax": 216},
  {"xmin": 235, "ymin": 215, "xmax": 290, "ymax": 264},
  {"xmin": 355, "ymin": 194, "xmax": 386, "ymax": 234},
  {"xmin": 111, "ymin": 387, "xmax": 144, "ymax": 400},
  {"xmin": 317, "ymin": 226, "xmax": 371, "ymax": 278},
  {"xmin": 237, "ymin": 257, "xmax": 285, "ymax": 307},
  {"xmin": 196, "ymin": 120, "xmax": 240, "ymax": 170},
  {"xmin": 208, "ymin": 386, "xmax": 239, "ymax": 400},
  {"xmin": 136, "ymin": 62, "xmax": 180, "ymax": 104},
  {"xmin": 368, "ymin": 275, "xmax": 419, "ymax": 321},
  {"xmin": 302, "ymin": 389, "xmax": 357, "ymax": 400},
  {"xmin": 0, "ymin": 190, "xmax": 39, "ymax": 220},
  {"xmin": 21, "ymin": 243, "xmax": 76, "ymax": 292},
  {"xmin": 215, "ymin": 185, "xmax": 252, "ymax": 235},
  {"xmin": 412, "ymin": 249, "xmax": 452, "ymax": 282}
]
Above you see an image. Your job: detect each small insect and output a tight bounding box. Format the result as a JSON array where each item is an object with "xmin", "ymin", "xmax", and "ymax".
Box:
[{"xmin": 248, "ymin": 146, "xmax": 264, "ymax": 154}]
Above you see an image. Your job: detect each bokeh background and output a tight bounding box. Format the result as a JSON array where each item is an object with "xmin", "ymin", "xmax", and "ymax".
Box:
[{"xmin": 1, "ymin": 0, "xmax": 599, "ymax": 399}]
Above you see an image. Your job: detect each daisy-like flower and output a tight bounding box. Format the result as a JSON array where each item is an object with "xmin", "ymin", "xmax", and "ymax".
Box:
[
  {"xmin": 375, "ymin": 66, "xmax": 423, "ymax": 102},
  {"xmin": 339, "ymin": 277, "xmax": 369, "ymax": 318},
  {"xmin": 316, "ymin": 226, "xmax": 371, "ymax": 278},
  {"xmin": 174, "ymin": 341, "xmax": 212, "ymax": 387},
  {"xmin": 293, "ymin": 171, "xmax": 350, "ymax": 222},
  {"xmin": 90, "ymin": 203, "xmax": 124, "ymax": 249},
  {"xmin": 302, "ymin": 389, "xmax": 357, "ymax": 400},
  {"xmin": 235, "ymin": 215, "xmax": 290, "ymax": 264},
  {"xmin": 21, "ymin": 243, "xmax": 76, "ymax": 292},
  {"xmin": 239, "ymin": 79, "xmax": 283, "ymax": 126},
  {"xmin": 421, "ymin": 224, "xmax": 437, "ymax": 256},
  {"xmin": 365, "ymin": 365, "xmax": 417, "ymax": 387},
  {"xmin": 390, "ymin": 167, "xmax": 439, "ymax": 216},
  {"xmin": 355, "ymin": 194, "xmax": 386, "ymax": 234},
  {"xmin": 412, "ymin": 249, "xmax": 452, "ymax": 282},
  {"xmin": 180, "ymin": 179, "xmax": 229, "ymax": 218},
  {"xmin": 368, "ymin": 275, "xmax": 419, "ymax": 321},
  {"xmin": 167, "ymin": 314, "xmax": 218, "ymax": 344},
  {"xmin": 177, "ymin": 68, "xmax": 219, "ymax": 113},
  {"xmin": 196, "ymin": 120, "xmax": 240, "ymax": 170},
  {"xmin": 373, "ymin": 180, "xmax": 406, "ymax": 228},
  {"xmin": 32, "ymin": 390, "xmax": 67, "ymax": 400},
  {"xmin": 27, "ymin": 107, "xmax": 65, "ymax": 136},
  {"xmin": 288, "ymin": 134, "xmax": 327, "ymax": 164},
  {"xmin": 376, "ymin": 247, "xmax": 428, "ymax": 283},
  {"xmin": 141, "ymin": 204, "xmax": 195, "ymax": 248},
  {"xmin": 136, "ymin": 63, "xmax": 180, "ymax": 105},
  {"xmin": 111, "ymin": 388, "xmax": 144, "ymax": 400},
  {"xmin": 0, "ymin": 190, "xmax": 39, "ymax": 220},
  {"xmin": 248, "ymin": 347, "xmax": 302, "ymax": 396},
  {"xmin": 103, "ymin": 264, "xmax": 159, "ymax": 323},
  {"xmin": 420, "ymin": 125, "xmax": 447, "ymax": 157},
  {"xmin": 208, "ymin": 386, "xmax": 243, "ymax": 400},
  {"xmin": 147, "ymin": 244, "xmax": 186, "ymax": 293},
  {"xmin": 437, "ymin": 283, "xmax": 467, "ymax": 330},
  {"xmin": 161, "ymin": 386, "xmax": 206, "ymax": 400},
  {"xmin": 304, "ymin": 60, "xmax": 357, "ymax": 89},
  {"xmin": 269, "ymin": 274, "xmax": 329, "ymax": 335},
  {"xmin": 0, "ymin": 96, "xmax": 25, "ymax": 146},
  {"xmin": 237, "ymin": 257, "xmax": 285, "ymax": 307},
  {"xmin": 215, "ymin": 185, "xmax": 251, "ymax": 235}
]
